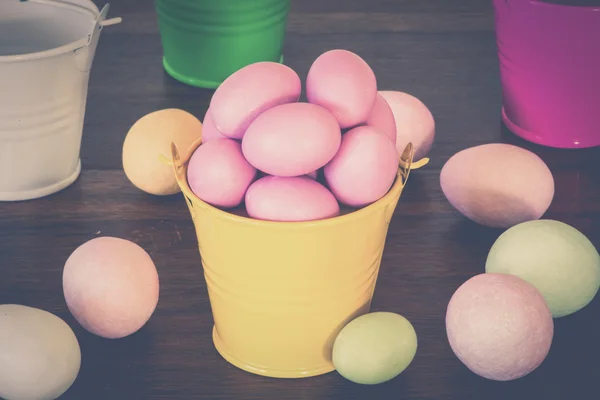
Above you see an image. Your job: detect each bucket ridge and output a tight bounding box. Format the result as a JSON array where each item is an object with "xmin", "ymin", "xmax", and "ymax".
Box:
[
  {"xmin": 0, "ymin": 102, "xmax": 80, "ymax": 137},
  {"xmin": 155, "ymin": 1, "xmax": 289, "ymax": 35},
  {"xmin": 200, "ymin": 242, "xmax": 386, "ymax": 288},
  {"xmin": 202, "ymin": 252, "xmax": 384, "ymax": 304}
]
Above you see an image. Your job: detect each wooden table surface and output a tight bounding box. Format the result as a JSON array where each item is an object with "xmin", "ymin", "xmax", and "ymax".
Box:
[{"xmin": 2, "ymin": 0, "xmax": 600, "ymax": 399}]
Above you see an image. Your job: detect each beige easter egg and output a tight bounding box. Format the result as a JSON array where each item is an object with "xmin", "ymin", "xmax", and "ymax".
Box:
[
  {"xmin": 123, "ymin": 108, "xmax": 202, "ymax": 196},
  {"xmin": 0, "ymin": 304, "xmax": 81, "ymax": 400}
]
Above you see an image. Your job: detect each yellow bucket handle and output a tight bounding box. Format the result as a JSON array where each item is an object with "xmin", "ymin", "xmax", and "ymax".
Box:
[
  {"xmin": 161, "ymin": 140, "xmax": 429, "ymax": 171},
  {"xmin": 166, "ymin": 138, "xmax": 424, "ymax": 223}
]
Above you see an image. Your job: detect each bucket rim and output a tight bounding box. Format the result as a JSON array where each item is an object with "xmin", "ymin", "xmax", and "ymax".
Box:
[
  {"xmin": 510, "ymin": 0, "xmax": 600, "ymax": 12},
  {"xmin": 0, "ymin": 0, "xmax": 101, "ymax": 63},
  {"xmin": 171, "ymin": 137, "xmax": 416, "ymax": 229}
]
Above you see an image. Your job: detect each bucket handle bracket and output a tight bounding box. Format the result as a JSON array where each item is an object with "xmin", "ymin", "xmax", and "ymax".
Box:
[
  {"xmin": 170, "ymin": 138, "xmax": 425, "ymax": 224},
  {"xmin": 73, "ymin": 3, "xmax": 122, "ymax": 72},
  {"xmin": 386, "ymin": 142, "xmax": 417, "ymax": 224},
  {"xmin": 170, "ymin": 138, "xmax": 203, "ymax": 217}
]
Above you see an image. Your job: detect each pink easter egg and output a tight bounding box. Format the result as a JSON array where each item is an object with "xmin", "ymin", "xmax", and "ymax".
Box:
[
  {"xmin": 306, "ymin": 49, "xmax": 377, "ymax": 129},
  {"xmin": 210, "ymin": 62, "xmax": 301, "ymax": 139},
  {"xmin": 324, "ymin": 125, "xmax": 399, "ymax": 207},
  {"xmin": 246, "ymin": 176, "xmax": 340, "ymax": 222},
  {"xmin": 187, "ymin": 139, "xmax": 257, "ymax": 208},
  {"xmin": 365, "ymin": 93, "xmax": 396, "ymax": 144},
  {"xmin": 201, "ymin": 108, "xmax": 227, "ymax": 143},
  {"xmin": 440, "ymin": 143, "xmax": 554, "ymax": 228},
  {"xmin": 379, "ymin": 91, "xmax": 435, "ymax": 161},
  {"xmin": 446, "ymin": 273, "xmax": 553, "ymax": 381},
  {"xmin": 242, "ymin": 102, "xmax": 342, "ymax": 177},
  {"xmin": 63, "ymin": 236, "xmax": 160, "ymax": 339}
]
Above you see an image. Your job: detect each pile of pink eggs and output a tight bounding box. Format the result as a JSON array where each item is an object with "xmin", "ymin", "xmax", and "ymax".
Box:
[{"xmin": 187, "ymin": 49, "xmax": 435, "ymax": 221}]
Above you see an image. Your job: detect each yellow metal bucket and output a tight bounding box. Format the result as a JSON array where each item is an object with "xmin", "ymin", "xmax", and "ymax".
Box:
[{"xmin": 171, "ymin": 138, "xmax": 416, "ymax": 378}]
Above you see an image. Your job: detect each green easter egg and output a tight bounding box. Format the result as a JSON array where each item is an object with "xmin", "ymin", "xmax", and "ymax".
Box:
[
  {"xmin": 486, "ymin": 219, "xmax": 600, "ymax": 318},
  {"xmin": 332, "ymin": 312, "xmax": 417, "ymax": 385}
]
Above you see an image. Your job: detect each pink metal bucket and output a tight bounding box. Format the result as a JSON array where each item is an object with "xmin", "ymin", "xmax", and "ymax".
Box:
[{"xmin": 493, "ymin": 0, "xmax": 600, "ymax": 149}]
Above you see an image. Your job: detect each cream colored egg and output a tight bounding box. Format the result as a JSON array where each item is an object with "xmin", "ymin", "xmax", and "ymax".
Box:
[
  {"xmin": 123, "ymin": 108, "xmax": 202, "ymax": 196},
  {"xmin": 0, "ymin": 304, "xmax": 81, "ymax": 400}
]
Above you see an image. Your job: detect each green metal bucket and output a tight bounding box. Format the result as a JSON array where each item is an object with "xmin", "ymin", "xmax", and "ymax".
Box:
[{"xmin": 155, "ymin": 0, "xmax": 290, "ymax": 89}]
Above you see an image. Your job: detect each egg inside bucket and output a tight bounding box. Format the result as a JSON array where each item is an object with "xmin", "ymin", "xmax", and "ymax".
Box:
[
  {"xmin": 324, "ymin": 125, "xmax": 399, "ymax": 207},
  {"xmin": 245, "ymin": 176, "xmax": 340, "ymax": 222},
  {"xmin": 63, "ymin": 236, "xmax": 160, "ymax": 339},
  {"xmin": 486, "ymin": 219, "xmax": 600, "ymax": 318},
  {"xmin": 306, "ymin": 49, "xmax": 378, "ymax": 128},
  {"xmin": 242, "ymin": 102, "xmax": 342, "ymax": 177},
  {"xmin": 446, "ymin": 273, "xmax": 554, "ymax": 381},
  {"xmin": 332, "ymin": 312, "xmax": 418, "ymax": 385},
  {"xmin": 201, "ymin": 108, "xmax": 227, "ymax": 143},
  {"xmin": 187, "ymin": 138, "xmax": 257, "ymax": 208},
  {"xmin": 209, "ymin": 61, "xmax": 302, "ymax": 139}
]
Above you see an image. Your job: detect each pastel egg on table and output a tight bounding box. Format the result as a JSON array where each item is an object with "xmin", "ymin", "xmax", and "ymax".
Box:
[
  {"xmin": 486, "ymin": 219, "xmax": 600, "ymax": 318},
  {"xmin": 0, "ymin": 305, "xmax": 81, "ymax": 400},
  {"xmin": 440, "ymin": 143, "xmax": 554, "ymax": 228},
  {"xmin": 63, "ymin": 236, "xmax": 160, "ymax": 339},
  {"xmin": 333, "ymin": 312, "xmax": 418, "ymax": 385},
  {"xmin": 122, "ymin": 108, "xmax": 202, "ymax": 196},
  {"xmin": 446, "ymin": 273, "xmax": 553, "ymax": 381}
]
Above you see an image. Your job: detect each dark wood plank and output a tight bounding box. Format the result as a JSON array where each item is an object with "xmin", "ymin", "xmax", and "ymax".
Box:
[{"xmin": 2, "ymin": 0, "xmax": 600, "ymax": 399}]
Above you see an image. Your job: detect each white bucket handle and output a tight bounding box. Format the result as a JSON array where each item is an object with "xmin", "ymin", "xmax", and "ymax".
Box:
[
  {"xmin": 24, "ymin": 0, "xmax": 121, "ymax": 25},
  {"xmin": 73, "ymin": 3, "xmax": 122, "ymax": 72}
]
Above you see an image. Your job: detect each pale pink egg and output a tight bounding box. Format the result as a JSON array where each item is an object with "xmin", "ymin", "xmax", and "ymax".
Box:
[
  {"xmin": 440, "ymin": 143, "xmax": 554, "ymax": 228},
  {"xmin": 446, "ymin": 273, "xmax": 553, "ymax": 381},
  {"xmin": 187, "ymin": 139, "xmax": 257, "ymax": 208},
  {"xmin": 379, "ymin": 91, "xmax": 435, "ymax": 161},
  {"xmin": 306, "ymin": 49, "xmax": 377, "ymax": 129},
  {"xmin": 201, "ymin": 108, "xmax": 227, "ymax": 143},
  {"xmin": 209, "ymin": 62, "xmax": 301, "ymax": 139},
  {"xmin": 242, "ymin": 102, "xmax": 342, "ymax": 177},
  {"xmin": 63, "ymin": 236, "xmax": 160, "ymax": 339},
  {"xmin": 245, "ymin": 176, "xmax": 340, "ymax": 222},
  {"xmin": 324, "ymin": 126, "xmax": 399, "ymax": 207},
  {"xmin": 365, "ymin": 93, "xmax": 396, "ymax": 144}
]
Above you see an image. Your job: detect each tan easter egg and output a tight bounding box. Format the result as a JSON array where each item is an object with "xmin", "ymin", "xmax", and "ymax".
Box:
[{"xmin": 123, "ymin": 108, "xmax": 202, "ymax": 196}]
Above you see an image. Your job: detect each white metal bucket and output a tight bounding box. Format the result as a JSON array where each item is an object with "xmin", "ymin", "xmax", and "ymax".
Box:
[{"xmin": 0, "ymin": 0, "xmax": 121, "ymax": 201}]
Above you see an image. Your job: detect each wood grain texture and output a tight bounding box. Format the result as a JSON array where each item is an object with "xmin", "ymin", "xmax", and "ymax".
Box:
[{"xmin": 1, "ymin": 0, "xmax": 599, "ymax": 399}]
